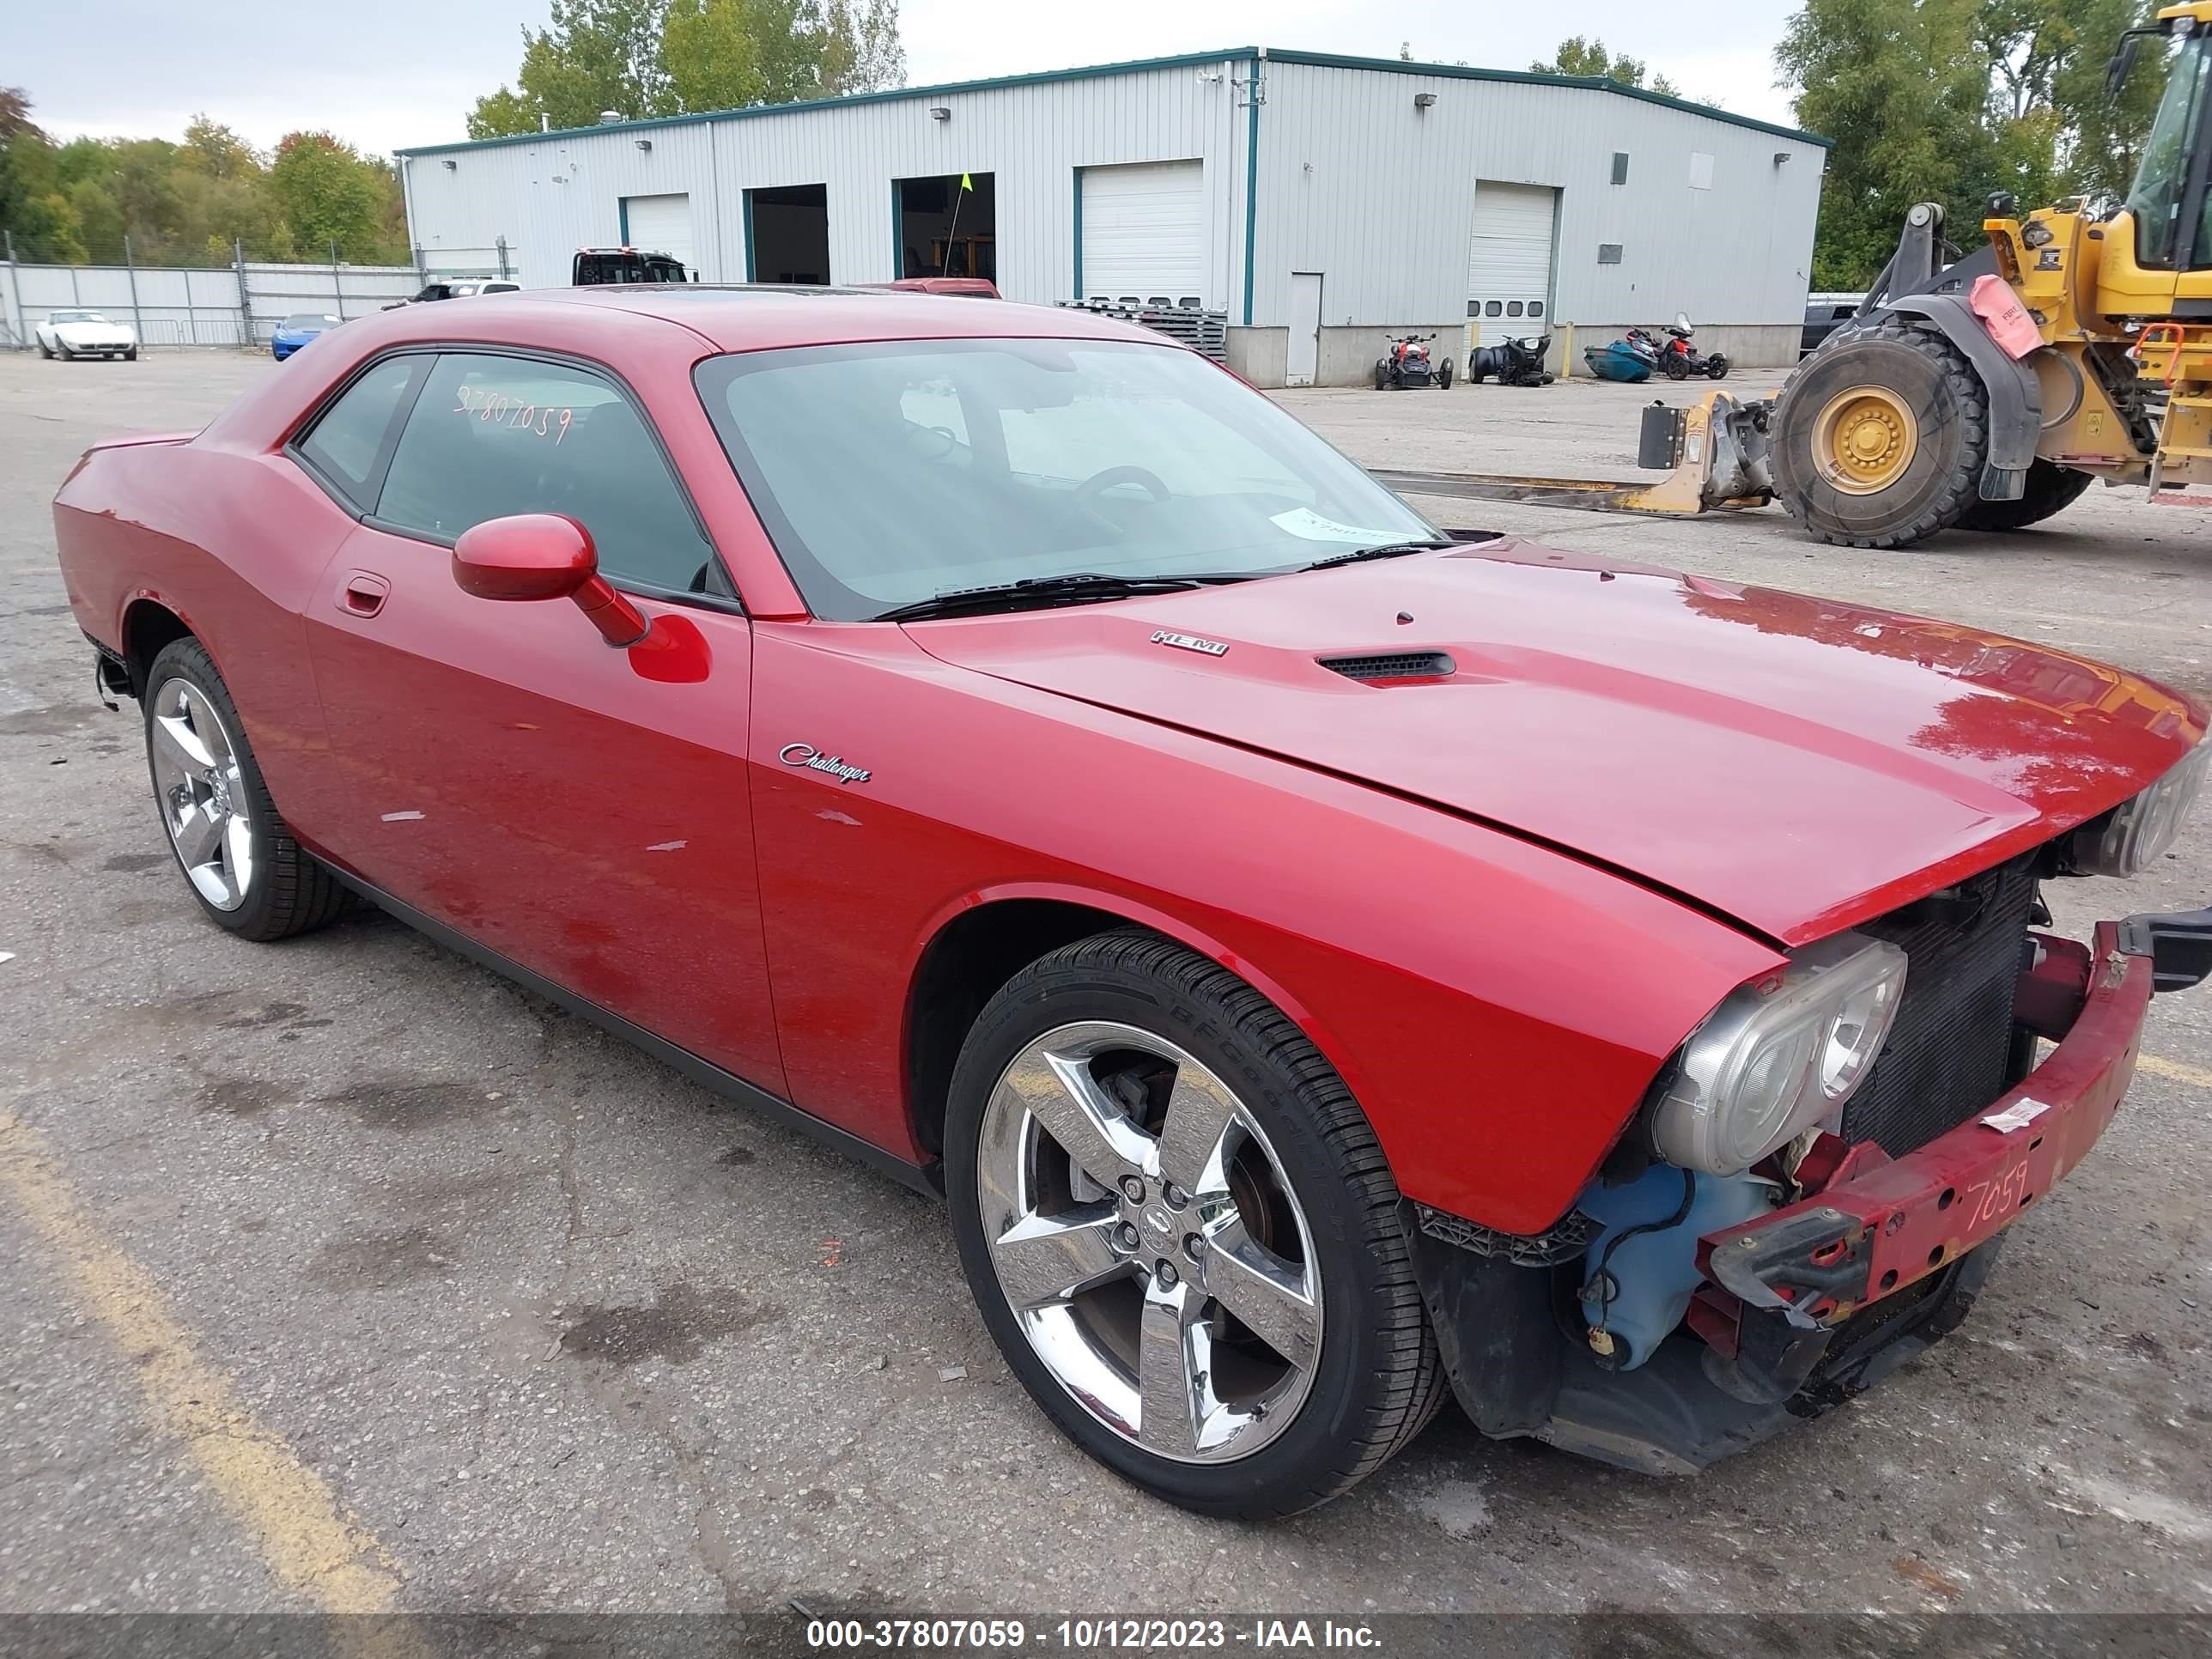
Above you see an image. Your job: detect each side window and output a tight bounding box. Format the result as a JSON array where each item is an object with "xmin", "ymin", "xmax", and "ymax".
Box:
[
  {"xmin": 374, "ymin": 352, "xmax": 721, "ymax": 595},
  {"xmin": 295, "ymin": 355, "xmax": 424, "ymax": 510}
]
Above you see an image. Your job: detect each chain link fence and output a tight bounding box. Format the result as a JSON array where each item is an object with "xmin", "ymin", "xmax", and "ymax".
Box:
[{"xmin": 2, "ymin": 234, "xmax": 518, "ymax": 351}]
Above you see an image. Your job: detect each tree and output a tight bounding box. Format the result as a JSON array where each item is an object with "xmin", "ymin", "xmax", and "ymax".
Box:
[
  {"xmin": 1532, "ymin": 36, "xmax": 1680, "ymax": 97},
  {"xmin": 470, "ymin": 0, "xmax": 677, "ymax": 137},
  {"xmin": 180, "ymin": 117, "xmax": 264, "ymax": 182},
  {"xmin": 471, "ymin": 0, "xmax": 904, "ymax": 135},
  {"xmin": 269, "ymin": 131, "xmax": 399, "ymax": 263},
  {"xmin": 1778, "ymin": 0, "xmax": 2166, "ymax": 287}
]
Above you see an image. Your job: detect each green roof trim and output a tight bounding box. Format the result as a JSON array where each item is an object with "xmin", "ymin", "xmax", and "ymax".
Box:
[
  {"xmin": 398, "ymin": 45, "xmax": 1826, "ymax": 160},
  {"xmin": 1262, "ymin": 50, "xmax": 1831, "ymax": 149}
]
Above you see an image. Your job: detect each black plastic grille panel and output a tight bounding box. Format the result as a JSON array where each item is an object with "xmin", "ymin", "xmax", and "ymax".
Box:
[{"xmin": 1840, "ymin": 857, "xmax": 2037, "ymax": 1156}]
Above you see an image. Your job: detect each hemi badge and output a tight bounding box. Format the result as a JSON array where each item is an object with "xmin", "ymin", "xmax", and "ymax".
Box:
[{"xmin": 1152, "ymin": 630, "xmax": 1228, "ymax": 657}]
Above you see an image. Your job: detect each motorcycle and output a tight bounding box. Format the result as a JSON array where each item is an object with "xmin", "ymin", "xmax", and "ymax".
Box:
[
  {"xmin": 1464, "ymin": 333, "xmax": 1554, "ymax": 386},
  {"xmin": 1374, "ymin": 332, "xmax": 1453, "ymax": 390},
  {"xmin": 1654, "ymin": 313, "xmax": 1729, "ymax": 380}
]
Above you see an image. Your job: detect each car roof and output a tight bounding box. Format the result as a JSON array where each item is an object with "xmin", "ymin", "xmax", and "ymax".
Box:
[{"xmin": 420, "ymin": 284, "xmax": 1166, "ymax": 354}]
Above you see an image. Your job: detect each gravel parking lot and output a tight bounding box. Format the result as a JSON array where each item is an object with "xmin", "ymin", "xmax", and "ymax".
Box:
[{"xmin": 3, "ymin": 350, "xmax": 2209, "ymax": 1621}]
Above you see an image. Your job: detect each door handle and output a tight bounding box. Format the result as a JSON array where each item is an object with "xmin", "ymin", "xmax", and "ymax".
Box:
[{"xmin": 337, "ymin": 571, "xmax": 389, "ymax": 618}]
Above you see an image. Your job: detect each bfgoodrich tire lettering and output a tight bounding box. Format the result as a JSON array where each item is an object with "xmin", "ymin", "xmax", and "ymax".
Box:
[
  {"xmin": 944, "ymin": 928, "xmax": 1444, "ymax": 1518},
  {"xmin": 142, "ymin": 637, "xmax": 348, "ymax": 942}
]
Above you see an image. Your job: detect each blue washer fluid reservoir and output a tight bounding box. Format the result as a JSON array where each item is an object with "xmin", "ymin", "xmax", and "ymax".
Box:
[{"xmin": 1576, "ymin": 1164, "xmax": 1778, "ymax": 1371}]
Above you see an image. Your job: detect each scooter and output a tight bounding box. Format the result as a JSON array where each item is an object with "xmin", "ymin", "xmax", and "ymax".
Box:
[
  {"xmin": 1465, "ymin": 333, "xmax": 1554, "ymax": 386},
  {"xmin": 1655, "ymin": 313, "xmax": 1729, "ymax": 380},
  {"xmin": 1374, "ymin": 333, "xmax": 1453, "ymax": 390}
]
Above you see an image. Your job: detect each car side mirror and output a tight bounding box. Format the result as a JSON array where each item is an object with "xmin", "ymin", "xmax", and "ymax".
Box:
[{"xmin": 451, "ymin": 514, "xmax": 650, "ymax": 647}]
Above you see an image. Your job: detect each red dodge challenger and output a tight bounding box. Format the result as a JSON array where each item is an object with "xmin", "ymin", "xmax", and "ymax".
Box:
[{"xmin": 52, "ymin": 287, "xmax": 2212, "ymax": 1518}]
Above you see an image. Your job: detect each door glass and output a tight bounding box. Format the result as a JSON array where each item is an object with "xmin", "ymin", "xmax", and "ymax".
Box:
[
  {"xmin": 2130, "ymin": 33, "xmax": 2209, "ymax": 268},
  {"xmin": 375, "ymin": 352, "xmax": 720, "ymax": 593},
  {"xmin": 296, "ymin": 355, "xmax": 424, "ymax": 509}
]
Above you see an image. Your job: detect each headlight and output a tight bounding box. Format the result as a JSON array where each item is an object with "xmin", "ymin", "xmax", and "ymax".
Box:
[
  {"xmin": 2073, "ymin": 733, "xmax": 2210, "ymax": 877},
  {"xmin": 1646, "ymin": 932, "xmax": 1908, "ymax": 1176}
]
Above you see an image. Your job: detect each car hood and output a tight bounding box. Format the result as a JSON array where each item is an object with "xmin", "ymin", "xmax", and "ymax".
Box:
[{"xmin": 902, "ymin": 540, "xmax": 2207, "ymax": 945}]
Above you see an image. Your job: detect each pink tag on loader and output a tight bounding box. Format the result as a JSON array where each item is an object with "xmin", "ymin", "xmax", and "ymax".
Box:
[{"xmin": 1970, "ymin": 274, "xmax": 2043, "ymax": 359}]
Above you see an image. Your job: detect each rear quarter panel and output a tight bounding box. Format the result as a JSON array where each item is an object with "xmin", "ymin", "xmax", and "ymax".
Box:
[{"xmin": 55, "ymin": 441, "xmax": 356, "ymax": 842}]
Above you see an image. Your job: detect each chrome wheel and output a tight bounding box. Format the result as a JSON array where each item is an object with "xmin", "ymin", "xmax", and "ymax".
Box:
[
  {"xmin": 148, "ymin": 677, "xmax": 254, "ymax": 911},
  {"xmin": 975, "ymin": 1021, "xmax": 1322, "ymax": 1464}
]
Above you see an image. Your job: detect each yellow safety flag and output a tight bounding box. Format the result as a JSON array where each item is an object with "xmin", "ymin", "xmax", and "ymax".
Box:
[{"xmin": 960, "ymin": 172, "xmax": 973, "ymax": 191}]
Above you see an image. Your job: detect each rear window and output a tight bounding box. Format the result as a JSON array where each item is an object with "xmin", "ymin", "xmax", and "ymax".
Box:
[{"xmin": 295, "ymin": 355, "xmax": 426, "ymax": 510}]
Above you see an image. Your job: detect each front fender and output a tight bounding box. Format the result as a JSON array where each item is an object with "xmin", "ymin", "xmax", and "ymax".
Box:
[{"xmin": 1882, "ymin": 289, "xmax": 2041, "ymax": 501}]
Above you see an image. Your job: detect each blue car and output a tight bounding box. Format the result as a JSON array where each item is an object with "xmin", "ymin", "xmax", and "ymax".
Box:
[{"xmin": 270, "ymin": 313, "xmax": 342, "ymax": 361}]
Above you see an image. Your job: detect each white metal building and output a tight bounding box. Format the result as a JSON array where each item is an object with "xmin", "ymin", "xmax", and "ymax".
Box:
[{"xmin": 396, "ymin": 47, "xmax": 1829, "ymax": 385}]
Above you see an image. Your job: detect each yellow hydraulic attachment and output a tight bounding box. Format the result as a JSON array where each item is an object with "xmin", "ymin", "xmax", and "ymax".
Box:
[{"xmin": 1370, "ymin": 391, "xmax": 1778, "ymax": 520}]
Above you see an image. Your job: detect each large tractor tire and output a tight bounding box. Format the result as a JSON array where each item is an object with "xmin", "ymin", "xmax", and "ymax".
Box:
[
  {"xmin": 1954, "ymin": 459, "xmax": 2094, "ymax": 532},
  {"xmin": 1773, "ymin": 322, "xmax": 1989, "ymax": 550}
]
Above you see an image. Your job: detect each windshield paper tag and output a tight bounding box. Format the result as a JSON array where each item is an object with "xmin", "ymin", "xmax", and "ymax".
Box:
[{"xmin": 1270, "ymin": 508, "xmax": 1408, "ymax": 544}]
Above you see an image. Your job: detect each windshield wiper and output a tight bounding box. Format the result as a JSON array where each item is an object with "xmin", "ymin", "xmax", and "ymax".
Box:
[
  {"xmin": 1301, "ymin": 538, "xmax": 1456, "ymax": 571},
  {"xmin": 876, "ymin": 572, "xmax": 1214, "ymax": 623}
]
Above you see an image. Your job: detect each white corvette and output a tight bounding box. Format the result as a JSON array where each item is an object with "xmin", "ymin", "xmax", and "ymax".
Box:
[{"xmin": 36, "ymin": 310, "xmax": 137, "ymax": 361}]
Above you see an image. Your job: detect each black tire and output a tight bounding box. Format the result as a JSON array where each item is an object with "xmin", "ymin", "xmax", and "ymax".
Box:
[
  {"xmin": 1772, "ymin": 321, "xmax": 1990, "ymax": 550},
  {"xmin": 1437, "ymin": 357, "xmax": 1454, "ymax": 389},
  {"xmin": 1662, "ymin": 356, "xmax": 1691, "ymax": 380},
  {"xmin": 124, "ymin": 348, "xmax": 138, "ymax": 362},
  {"xmin": 143, "ymin": 637, "xmax": 349, "ymax": 942},
  {"xmin": 1706, "ymin": 355, "xmax": 1729, "ymax": 380},
  {"xmin": 945, "ymin": 929, "xmax": 1446, "ymax": 1520},
  {"xmin": 1954, "ymin": 459, "xmax": 2094, "ymax": 532},
  {"xmin": 38, "ymin": 341, "xmax": 52, "ymax": 359},
  {"xmin": 1373, "ymin": 362, "xmax": 1388, "ymax": 391}
]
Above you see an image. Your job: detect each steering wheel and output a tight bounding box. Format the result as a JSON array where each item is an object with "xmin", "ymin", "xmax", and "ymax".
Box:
[{"xmin": 1073, "ymin": 465, "xmax": 1171, "ymax": 508}]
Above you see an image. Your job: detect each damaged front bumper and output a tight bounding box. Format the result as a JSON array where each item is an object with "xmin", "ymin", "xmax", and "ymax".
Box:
[{"xmin": 1405, "ymin": 908, "xmax": 2203, "ymax": 1475}]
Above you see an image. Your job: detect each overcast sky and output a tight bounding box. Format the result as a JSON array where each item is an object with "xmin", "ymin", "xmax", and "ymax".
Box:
[{"xmin": 17, "ymin": 0, "xmax": 1803, "ymax": 158}]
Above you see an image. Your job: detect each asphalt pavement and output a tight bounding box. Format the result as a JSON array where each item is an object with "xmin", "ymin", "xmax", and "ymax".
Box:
[{"xmin": 2, "ymin": 352, "xmax": 2209, "ymax": 1622}]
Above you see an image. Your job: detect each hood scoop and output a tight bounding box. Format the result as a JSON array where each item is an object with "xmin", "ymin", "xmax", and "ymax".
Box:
[{"xmin": 1318, "ymin": 650, "xmax": 1457, "ymax": 684}]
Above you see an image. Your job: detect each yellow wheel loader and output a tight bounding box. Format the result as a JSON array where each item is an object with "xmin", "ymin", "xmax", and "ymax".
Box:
[{"xmin": 1376, "ymin": 3, "xmax": 2212, "ymax": 547}]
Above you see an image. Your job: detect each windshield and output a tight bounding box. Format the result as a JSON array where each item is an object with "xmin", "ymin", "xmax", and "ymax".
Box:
[
  {"xmin": 2128, "ymin": 32, "xmax": 2209, "ymax": 268},
  {"xmin": 694, "ymin": 338, "xmax": 1435, "ymax": 620},
  {"xmin": 51, "ymin": 311, "xmax": 103, "ymax": 324},
  {"xmin": 282, "ymin": 313, "xmax": 337, "ymax": 330}
]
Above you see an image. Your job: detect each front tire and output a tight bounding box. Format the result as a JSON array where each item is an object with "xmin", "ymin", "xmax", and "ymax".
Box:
[
  {"xmin": 1437, "ymin": 357, "xmax": 1455, "ymax": 389},
  {"xmin": 1954, "ymin": 459, "xmax": 2094, "ymax": 532},
  {"xmin": 945, "ymin": 930, "xmax": 1444, "ymax": 1520},
  {"xmin": 1772, "ymin": 321, "xmax": 1990, "ymax": 550},
  {"xmin": 143, "ymin": 638, "xmax": 349, "ymax": 942},
  {"xmin": 38, "ymin": 340, "xmax": 52, "ymax": 359},
  {"xmin": 1373, "ymin": 362, "xmax": 1388, "ymax": 391},
  {"xmin": 1706, "ymin": 355, "xmax": 1729, "ymax": 380},
  {"xmin": 124, "ymin": 347, "xmax": 137, "ymax": 362}
]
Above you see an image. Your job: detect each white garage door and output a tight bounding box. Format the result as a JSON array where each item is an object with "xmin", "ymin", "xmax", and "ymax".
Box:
[
  {"xmin": 1467, "ymin": 181, "xmax": 1556, "ymax": 348},
  {"xmin": 1080, "ymin": 161, "xmax": 1205, "ymax": 307},
  {"xmin": 623, "ymin": 193, "xmax": 695, "ymax": 276}
]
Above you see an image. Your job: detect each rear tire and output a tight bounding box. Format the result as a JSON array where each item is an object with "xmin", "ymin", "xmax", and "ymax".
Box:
[
  {"xmin": 1954, "ymin": 459, "xmax": 2094, "ymax": 532},
  {"xmin": 945, "ymin": 929, "xmax": 1446, "ymax": 1519},
  {"xmin": 1662, "ymin": 356, "xmax": 1691, "ymax": 380},
  {"xmin": 1773, "ymin": 321, "xmax": 1989, "ymax": 550},
  {"xmin": 1706, "ymin": 355, "xmax": 1729, "ymax": 380},
  {"xmin": 143, "ymin": 638, "xmax": 349, "ymax": 942}
]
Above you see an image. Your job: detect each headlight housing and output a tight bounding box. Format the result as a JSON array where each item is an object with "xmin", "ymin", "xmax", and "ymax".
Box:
[
  {"xmin": 1646, "ymin": 932, "xmax": 1909, "ymax": 1176},
  {"xmin": 2073, "ymin": 732, "xmax": 2210, "ymax": 878}
]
